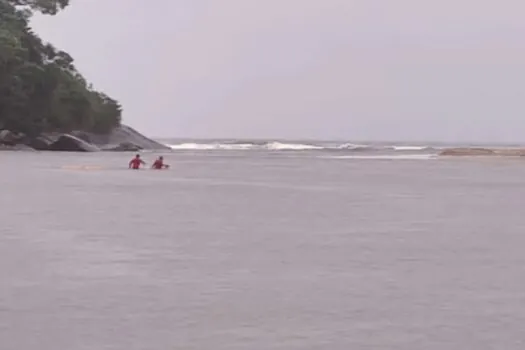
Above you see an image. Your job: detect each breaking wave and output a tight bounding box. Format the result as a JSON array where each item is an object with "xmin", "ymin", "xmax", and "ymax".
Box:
[
  {"xmin": 167, "ymin": 143, "xmax": 254, "ymax": 150},
  {"xmin": 318, "ymin": 154, "xmax": 438, "ymax": 160},
  {"xmin": 266, "ymin": 142, "xmax": 323, "ymax": 150},
  {"xmin": 165, "ymin": 141, "xmax": 439, "ymax": 153},
  {"xmin": 389, "ymin": 146, "xmax": 433, "ymax": 151}
]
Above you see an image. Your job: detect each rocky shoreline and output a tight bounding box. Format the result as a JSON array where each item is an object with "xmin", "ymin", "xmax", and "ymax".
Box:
[
  {"xmin": 439, "ymin": 147, "xmax": 525, "ymax": 157},
  {"xmin": 0, "ymin": 125, "xmax": 170, "ymax": 152},
  {"xmin": 4, "ymin": 134, "xmax": 523, "ymax": 157}
]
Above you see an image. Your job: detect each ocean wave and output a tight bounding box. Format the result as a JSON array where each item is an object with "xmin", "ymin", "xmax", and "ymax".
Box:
[
  {"xmin": 389, "ymin": 145, "xmax": 433, "ymax": 151},
  {"xmin": 319, "ymin": 154, "xmax": 437, "ymax": 160},
  {"xmin": 165, "ymin": 141, "xmax": 438, "ymax": 153},
  {"xmin": 337, "ymin": 143, "xmax": 370, "ymax": 150},
  {"xmin": 167, "ymin": 143, "xmax": 254, "ymax": 150},
  {"xmin": 266, "ymin": 142, "xmax": 323, "ymax": 150},
  {"xmin": 166, "ymin": 142, "xmax": 323, "ymax": 151}
]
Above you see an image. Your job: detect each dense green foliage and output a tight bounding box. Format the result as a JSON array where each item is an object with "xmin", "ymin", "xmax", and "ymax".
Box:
[{"xmin": 0, "ymin": 0, "xmax": 121, "ymax": 137}]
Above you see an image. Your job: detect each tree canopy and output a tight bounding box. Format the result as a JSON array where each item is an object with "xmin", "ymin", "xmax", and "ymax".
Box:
[{"xmin": 0, "ymin": 0, "xmax": 121, "ymax": 137}]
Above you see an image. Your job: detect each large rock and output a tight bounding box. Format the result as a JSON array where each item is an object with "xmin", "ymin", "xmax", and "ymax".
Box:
[
  {"xmin": 0, "ymin": 124, "xmax": 167, "ymax": 152},
  {"xmin": 102, "ymin": 142, "xmax": 143, "ymax": 152},
  {"xmin": 440, "ymin": 147, "xmax": 525, "ymax": 157},
  {"xmin": 49, "ymin": 134, "xmax": 100, "ymax": 152},
  {"xmin": 70, "ymin": 131, "xmax": 92, "ymax": 143},
  {"xmin": 81, "ymin": 125, "xmax": 169, "ymax": 150},
  {"xmin": 494, "ymin": 148, "xmax": 525, "ymax": 156},
  {"xmin": 440, "ymin": 148, "xmax": 496, "ymax": 156},
  {"xmin": 0, "ymin": 143, "xmax": 34, "ymax": 151},
  {"xmin": 24, "ymin": 135, "xmax": 54, "ymax": 151},
  {"xmin": 0, "ymin": 130, "xmax": 23, "ymax": 145}
]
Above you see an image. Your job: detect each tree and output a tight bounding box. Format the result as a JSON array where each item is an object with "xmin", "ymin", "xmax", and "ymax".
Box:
[
  {"xmin": 0, "ymin": 0, "xmax": 122, "ymax": 137},
  {"xmin": 7, "ymin": 0, "xmax": 69, "ymax": 15}
]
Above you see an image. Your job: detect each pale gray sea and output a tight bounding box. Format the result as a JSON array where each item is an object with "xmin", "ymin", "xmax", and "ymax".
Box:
[{"xmin": 1, "ymin": 146, "xmax": 525, "ymax": 349}]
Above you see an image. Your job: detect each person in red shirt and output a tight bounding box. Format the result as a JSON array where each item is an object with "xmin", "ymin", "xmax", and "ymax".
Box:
[
  {"xmin": 151, "ymin": 156, "xmax": 169, "ymax": 169},
  {"xmin": 129, "ymin": 154, "xmax": 146, "ymax": 169}
]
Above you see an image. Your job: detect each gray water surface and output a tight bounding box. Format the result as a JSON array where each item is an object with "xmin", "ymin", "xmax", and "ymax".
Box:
[{"xmin": 1, "ymin": 151, "xmax": 525, "ymax": 349}]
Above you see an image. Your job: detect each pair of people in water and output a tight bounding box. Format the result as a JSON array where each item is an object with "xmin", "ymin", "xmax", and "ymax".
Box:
[{"xmin": 129, "ymin": 154, "xmax": 169, "ymax": 170}]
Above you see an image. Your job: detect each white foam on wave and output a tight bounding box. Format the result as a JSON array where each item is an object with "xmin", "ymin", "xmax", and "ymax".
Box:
[
  {"xmin": 319, "ymin": 154, "xmax": 437, "ymax": 160},
  {"xmin": 337, "ymin": 143, "xmax": 369, "ymax": 150},
  {"xmin": 265, "ymin": 142, "xmax": 322, "ymax": 150},
  {"xmin": 390, "ymin": 145, "xmax": 431, "ymax": 151},
  {"xmin": 167, "ymin": 142, "xmax": 323, "ymax": 151},
  {"xmin": 165, "ymin": 141, "xmax": 438, "ymax": 152},
  {"xmin": 167, "ymin": 143, "xmax": 254, "ymax": 150},
  {"xmin": 168, "ymin": 143, "xmax": 214, "ymax": 150}
]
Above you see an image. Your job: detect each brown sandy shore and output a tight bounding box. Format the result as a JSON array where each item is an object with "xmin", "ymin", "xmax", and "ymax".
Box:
[{"xmin": 439, "ymin": 147, "xmax": 525, "ymax": 157}]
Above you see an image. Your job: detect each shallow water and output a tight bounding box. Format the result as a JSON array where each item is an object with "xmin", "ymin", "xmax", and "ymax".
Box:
[{"xmin": 1, "ymin": 151, "xmax": 525, "ymax": 349}]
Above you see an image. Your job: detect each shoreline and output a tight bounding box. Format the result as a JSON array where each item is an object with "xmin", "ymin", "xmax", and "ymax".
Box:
[
  {"xmin": 2, "ymin": 132, "xmax": 525, "ymax": 157},
  {"xmin": 0, "ymin": 125, "xmax": 170, "ymax": 152},
  {"xmin": 438, "ymin": 147, "xmax": 525, "ymax": 157}
]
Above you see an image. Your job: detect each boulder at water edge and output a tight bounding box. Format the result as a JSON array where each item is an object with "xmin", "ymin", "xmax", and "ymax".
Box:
[
  {"xmin": 0, "ymin": 143, "xmax": 34, "ymax": 151},
  {"xmin": 102, "ymin": 142, "xmax": 143, "ymax": 152},
  {"xmin": 439, "ymin": 148, "xmax": 495, "ymax": 156},
  {"xmin": 0, "ymin": 130, "xmax": 21, "ymax": 145},
  {"xmin": 493, "ymin": 148, "xmax": 525, "ymax": 156},
  {"xmin": 48, "ymin": 134, "xmax": 100, "ymax": 152},
  {"xmin": 24, "ymin": 135, "xmax": 54, "ymax": 150},
  {"xmin": 81, "ymin": 125, "xmax": 169, "ymax": 150}
]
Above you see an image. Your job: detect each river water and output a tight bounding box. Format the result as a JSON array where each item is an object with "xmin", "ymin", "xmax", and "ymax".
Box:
[{"xmin": 1, "ymin": 149, "xmax": 525, "ymax": 349}]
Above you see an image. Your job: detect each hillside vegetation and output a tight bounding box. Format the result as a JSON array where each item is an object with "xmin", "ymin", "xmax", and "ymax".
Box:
[{"xmin": 0, "ymin": 0, "xmax": 121, "ymax": 138}]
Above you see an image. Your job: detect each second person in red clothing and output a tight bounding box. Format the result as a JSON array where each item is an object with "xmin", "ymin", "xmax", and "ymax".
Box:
[{"xmin": 151, "ymin": 156, "xmax": 169, "ymax": 169}]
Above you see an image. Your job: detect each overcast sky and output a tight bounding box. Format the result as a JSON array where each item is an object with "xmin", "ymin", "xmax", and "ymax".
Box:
[{"xmin": 31, "ymin": 0, "xmax": 525, "ymax": 142}]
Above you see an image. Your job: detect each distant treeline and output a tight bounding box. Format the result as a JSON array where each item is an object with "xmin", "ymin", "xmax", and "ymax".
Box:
[{"xmin": 0, "ymin": 0, "xmax": 121, "ymax": 137}]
